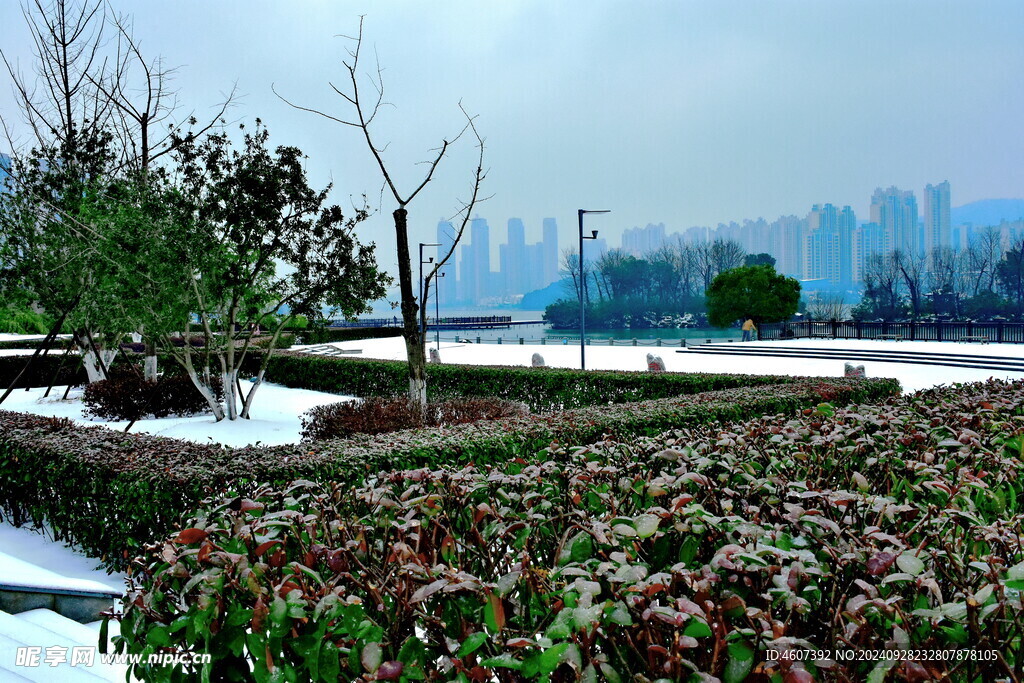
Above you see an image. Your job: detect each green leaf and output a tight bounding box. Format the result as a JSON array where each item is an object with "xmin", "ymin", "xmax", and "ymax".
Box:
[
  {"xmin": 684, "ymin": 619, "xmax": 713, "ymax": 638},
  {"xmin": 724, "ymin": 641, "xmax": 755, "ymax": 683},
  {"xmin": 318, "ymin": 641, "xmax": 340, "ymax": 683},
  {"xmin": 634, "ymin": 514, "xmax": 660, "ymax": 538},
  {"xmin": 539, "ymin": 643, "xmax": 570, "ymax": 673},
  {"xmin": 569, "ymin": 532, "xmax": 594, "ymax": 563},
  {"xmin": 896, "ymin": 552, "xmax": 925, "ymax": 576},
  {"xmin": 479, "ymin": 653, "xmax": 523, "ymax": 671},
  {"xmin": 458, "ymin": 632, "xmax": 488, "ymax": 658}
]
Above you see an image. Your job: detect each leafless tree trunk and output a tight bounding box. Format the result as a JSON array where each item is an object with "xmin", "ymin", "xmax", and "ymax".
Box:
[
  {"xmin": 893, "ymin": 249, "xmax": 927, "ymax": 318},
  {"xmin": 275, "ymin": 18, "xmax": 485, "ymax": 410}
]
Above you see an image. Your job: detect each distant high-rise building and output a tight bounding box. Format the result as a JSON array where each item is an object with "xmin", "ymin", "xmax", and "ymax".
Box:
[
  {"xmin": 771, "ymin": 215, "xmax": 806, "ymax": 279},
  {"xmin": 469, "ymin": 218, "xmax": 491, "ymax": 302},
  {"xmin": 803, "ymin": 204, "xmax": 855, "ymax": 286},
  {"xmin": 542, "ymin": 218, "xmax": 559, "ymax": 287},
  {"xmin": 853, "ymin": 222, "xmax": 886, "ymax": 284},
  {"xmin": 503, "ymin": 218, "xmax": 527, "ymax": 295},
  {"xmin": 621, "ymin": 223, "xmax": 666, "ymax": 256},
  {"xmin": 435, "ymin": 220, "xmax": 457, "ymax": 307},
  {"xmin": 870, "ymin": 186, "xmax": 917, "ymax": 256},
  {"xmin": 923, "ymin": 181, "xmax": 951, "ymax": 263}
]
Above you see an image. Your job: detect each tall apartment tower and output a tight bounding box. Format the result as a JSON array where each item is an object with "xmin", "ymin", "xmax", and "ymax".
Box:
[
  {"xmin": 469, "ymin": 217, "xmax": 491, "ymax": 303},
  {"xmin": 923, "ymin": 181, "xmax": 951, "ymax": 262},
  {"xmin": 803, "ymin": 204, "xmax": 855, "ymax": 286},
  {"xmin": 503, "ymin": 218, "xmax": 527, "ymax": 296},
  {"xmin": 542, "ymin": 218, "xmax": 559, "ymax": 288},
  {"xmin": 435, "ymin": 220, "xmax": 458, "ymax": 307},
  {"xmin": 870, "ymin": 186, "xmax": 917, "ymax": 256}
]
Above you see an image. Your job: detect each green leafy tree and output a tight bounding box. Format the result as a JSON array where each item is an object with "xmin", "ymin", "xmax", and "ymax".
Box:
[
  {"xmin": 150, "ymin": 121, "xmax": 390, "ymax": 421},
  {"xmin": 743, "ymin": 252, "xmax": 776, "ymax": 268},
  {"xmin": 705, "ymin": 264, "xmax": 800, "ymax": 328}
]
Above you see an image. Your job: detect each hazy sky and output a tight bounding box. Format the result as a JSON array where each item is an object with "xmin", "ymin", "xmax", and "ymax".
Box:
[{"xmin": 2, "ymin": 1, "xmax": 1022, "ymax": 274}]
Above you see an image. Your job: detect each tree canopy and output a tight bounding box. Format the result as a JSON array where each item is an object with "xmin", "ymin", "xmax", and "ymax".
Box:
[{"xmin": 705, "ymin": 264, "xmax": 800, "ymax": 328}]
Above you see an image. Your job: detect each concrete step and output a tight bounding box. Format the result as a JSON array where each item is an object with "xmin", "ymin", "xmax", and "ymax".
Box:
[{"xmin": 0, "ymin": 609, "xmax": 121, "ymax": 681}]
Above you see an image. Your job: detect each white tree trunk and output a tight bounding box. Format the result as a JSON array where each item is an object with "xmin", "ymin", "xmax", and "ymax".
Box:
[
  {"xmin": 223, "ymin": 370, "xmax": 238, "ymax": 420},
  {"xmin": 239, "ymin": 369, "xmax": 264, "ymax": 419},
  {"xmin": 82, "ymin": 349, "xmax": 117, "ymax": 383},
  {"xmin": 144, "ymin": 355, "xmax": 158, "ymax": 382},
  {"xmin": 186, "ymin": 368, "xmax": 225, "ymax": 421}
]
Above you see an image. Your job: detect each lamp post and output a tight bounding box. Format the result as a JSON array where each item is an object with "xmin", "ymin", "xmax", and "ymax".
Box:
[
  {"xmin": 578, "ymin": 209, "xmax": 609, "ymax": 370},
  {"xmin": 419, "ymin": 242, "xmax": 440, "ymax": 339},
  {"xmin": 434, "ymin": 271, "xmax": 446, "ymax": 349}
]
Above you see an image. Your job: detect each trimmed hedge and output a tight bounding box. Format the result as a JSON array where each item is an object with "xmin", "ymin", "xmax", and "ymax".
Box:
[
  {"xmin": 0, "ymin": 352, "xmax": 87, "ymax": 389},
  {"xmin": 0, "ymin": 378, "xmax": 898, "ymax": 569},
  {"xmin": 253, "ymin": 351, "xmax": 858, "ymax": 412},
  {"xmin": 300, "ymin": 327, "xmax": 403, "ymax": 344},
  {"xmin": 115, "ymin": 378, "xmax": 1023, "ymax": 682},
  {"xmin": 0, "ymin": 337, "xmax": 75, "ymax": 351}
]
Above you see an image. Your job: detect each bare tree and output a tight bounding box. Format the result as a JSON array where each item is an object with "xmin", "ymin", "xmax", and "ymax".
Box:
[
  {"xmin": 967, "ymin": 227, "xmax": 1003, "ymax": 295},
  {"xmin": 276, "ymin": 19, "xmax": 485, "ymax": 408},
  {"xmin": 893, "ymin": 249, "xmax": 927, "ymax": 318},
  {"xmin": 805, "ymin": 292, "xmax": 847, "ymax": 321}
]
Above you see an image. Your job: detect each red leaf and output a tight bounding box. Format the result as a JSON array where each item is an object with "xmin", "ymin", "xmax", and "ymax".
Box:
[
  {"xmin": 376, "ymin": 661, "xmax": 404, "ymax": 680},
  {"xmin": 255, "ymin": 540, "xmax": 280, "ymax": 557},
  {"xmin": 327, "ymin": 549, "xmax": 345, "ymax": 573},
  {"xmin": 175, "ymin": 528, "xmax": 207, "ymax": 544},
  {"xmin": 197, "ymin": 542, "xmax": 213, "ymax": 564},
  {"xmin": 252, "ymin": 598, "xmax": 268, "ymax": 631},
  {"xmin": 240, "ymin": 499, "xmax": 264, "ymax": 512},
  {"xmin": 866, "ymin": 551, "xmax": 896, "ymax": 575},
  {"xmin": 269, "ymin": 550, "xmax": 286, "ymax": 568}
]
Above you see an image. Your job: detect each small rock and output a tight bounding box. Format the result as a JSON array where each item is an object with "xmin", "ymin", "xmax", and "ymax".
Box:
[
  {"xmin": 531, "ymin": 352, "xmax": 545, "ymax": 367},
  {"xmin": 429, "ymin": 348, "xmax": 441, "ymax": 363},
  {"xmin": 647, "ymin": 353, "xmax": 666, "ymax": 373},
  {"xmin": 844, "ymin": 362, "xmax": 865, "ymax": 378}
]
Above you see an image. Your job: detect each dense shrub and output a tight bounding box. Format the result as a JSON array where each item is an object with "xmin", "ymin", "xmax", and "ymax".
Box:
[
  {"xmin": 0, "ymin": 378, "xmax": 895, "ymax": 569},
  {"xmin": 115, "ymin": 379, "xmax": 1024, "ymax": 682},
  {"xmin": 0, "ymin": 351, "xmax": 87, "ymax": 389},
  {"xmin": 300, "ymin": 326, "xmax": 403, "ymax": 344},
  {"xmin": 82, "ymin": 369, "xmax": 222, "ymax": 421},
  {"xmin": 167, "ymin": 335, "xmax": 206, "ymax": 348},
  {"xmin": 300, "ymin": 396, "xmax": 529, "ymax": 440},
  {"xmin": 248, "ymin": 333, "xmax": 294, "ymax": 350},
  {"xmin": 250, "ymin": 350, "xmax": 846, "ymax": 412}
]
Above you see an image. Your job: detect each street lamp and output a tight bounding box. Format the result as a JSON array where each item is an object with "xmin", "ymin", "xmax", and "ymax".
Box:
[
  {"xmin": 419, "ymin": 242, "xmax": 440, "ymax": 339},
  {"xmin": 578, "ymin": 209, "xmax": 609, "ymax": 370},
  {"xmin": 434, "ymin": 271, "xmax": 445, "ymax": 349}
]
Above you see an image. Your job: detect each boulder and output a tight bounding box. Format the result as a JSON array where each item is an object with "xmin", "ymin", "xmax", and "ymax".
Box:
[
  {"xmin": 844, "ymin": 362, "xmax": 866, "ymax": 378},
  {"xmin": 646, "ymin": 353, "xmax": 666, "ymax": 373},
  {"xmin": 531, "ymin": 352, "xmax": 545, "ymax": 368}
]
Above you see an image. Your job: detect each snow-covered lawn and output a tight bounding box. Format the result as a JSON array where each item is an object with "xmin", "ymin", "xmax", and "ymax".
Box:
[
  {"xmin": 296, "ymin": 336, "xmax": 1024, "ymax": 395},
  {"xmin": 0, "ymin": 521, "xmax": 124, "ymax": 594},
  {"xmin": 0, "ymin": 382, "xmax": 354, "ymax": 447}
]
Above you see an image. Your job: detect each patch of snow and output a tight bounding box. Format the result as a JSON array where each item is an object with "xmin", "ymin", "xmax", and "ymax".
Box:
[
  {"xmin": 0, "ymin": 382, "xmax": 353, "ymax": 448},
  {"xmin": 295, "ymin": 336, "xmax": 1024, "ymax": 395},
  {"xmin": 0, "ymin": 523, "xmax": 124, "ymax": 594}
]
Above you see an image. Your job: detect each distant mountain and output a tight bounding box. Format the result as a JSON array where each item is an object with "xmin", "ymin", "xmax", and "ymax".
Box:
[{"xmin": 952, "ymin": 199, "xmax": 1024, "ymax": 227}]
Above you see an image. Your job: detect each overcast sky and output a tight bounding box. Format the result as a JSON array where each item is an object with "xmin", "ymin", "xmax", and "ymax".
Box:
[{"xmin": 2, "ymin": 0, "xmax": 1022, "ymax": 274}]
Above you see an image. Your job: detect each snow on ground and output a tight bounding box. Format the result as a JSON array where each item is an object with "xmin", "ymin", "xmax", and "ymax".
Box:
[
  {"xmin": 0, "ymin": 382, "xmax": 354, "ymax": 447},
  {"xmin": 0, "ymin": 521, "xmax": 124, "ymax": 593},
  {"xmin": 295, "ymin": 336, "xmax": 1024, "ymax": 395}
]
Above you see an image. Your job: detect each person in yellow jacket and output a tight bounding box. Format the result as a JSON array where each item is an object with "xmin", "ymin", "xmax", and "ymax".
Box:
[{"xmin": 741, "ymin": 317, "xmax": 756, "ymax": 341}]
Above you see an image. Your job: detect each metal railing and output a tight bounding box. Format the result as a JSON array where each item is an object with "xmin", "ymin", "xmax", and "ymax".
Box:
[{"xmin": 759, "ymin": 320, "xmax": 1024, "ymax": 343}]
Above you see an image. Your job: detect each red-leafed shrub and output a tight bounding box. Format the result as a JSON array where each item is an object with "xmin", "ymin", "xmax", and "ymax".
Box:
[
  {"xmin": 83, "ymin": 368, "xmax": 222, "ymax": 421},
  {"xmin": 300, "ymin": 396, "xmax": 528, "ymax": 440}
]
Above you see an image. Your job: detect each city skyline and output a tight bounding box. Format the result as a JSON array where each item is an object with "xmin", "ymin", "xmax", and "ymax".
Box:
[
  {"xmin": 440, "ymin": 180, "xmax": 1024, "ymax": 306},
  {"xmin": 1, "ymin": 1, "xmax": 1022, "ymax": 281}
]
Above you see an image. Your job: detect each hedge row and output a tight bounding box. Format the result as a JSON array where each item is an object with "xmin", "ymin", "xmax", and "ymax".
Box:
[
  {"xmin": 252, "ymin": 351, "xmax": 857, "ymax": 412},
  {"xmin": 0, "ymin": 378, "xmax": 898, "ymax": 570},
  {"xmin": 115, "ymin": 378, "xmax": 1024, "ymax": 682},
  {"xmin": 0, "ymin": 352, "xmax": 87, "ymax": 389},
  {"xmin": 299, "ymin": 327, "xmax": 403, "ymax": 344}
]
